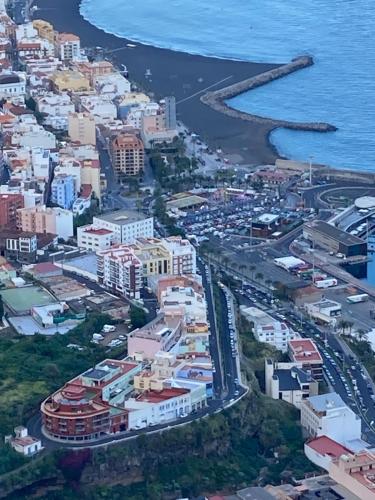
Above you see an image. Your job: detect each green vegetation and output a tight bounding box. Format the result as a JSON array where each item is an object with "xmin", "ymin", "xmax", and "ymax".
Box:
[
  {"xmin": 0, "ymin": 284, "xmax": 316, "ymax": 498},
  {"xmin": 129, "ymin": 304, "xmax": 148, "ymax": 329},
  {"xmin": 73, "ymin": 197, "xmax": 100, "ymax": 236},
  {"xmin": 346, "ymin": 336, "xmax": 375, "ymax": 379},
  {"xmin": 0, "ymin": 313, "xmax": 112, "ymax": 473}
]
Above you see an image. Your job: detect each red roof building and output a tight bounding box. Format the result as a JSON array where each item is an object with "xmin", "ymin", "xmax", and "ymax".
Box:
[
  {"xmin": 41, "ymin": 359, "xmax": 141, "ymax": 442},
  {"xmin": 288, "ymin": 339, "xmax": 323, "ymax": 380}
]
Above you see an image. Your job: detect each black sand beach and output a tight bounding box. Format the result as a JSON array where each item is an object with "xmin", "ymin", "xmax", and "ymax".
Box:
[{"xmin": 35, "ymin": 0, "xmax": 282, "ymax": 165}]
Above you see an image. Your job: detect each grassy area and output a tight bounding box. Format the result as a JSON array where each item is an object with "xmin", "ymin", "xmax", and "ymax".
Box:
[
  {"xmin": 0, "ymin": 285, "xmax": 317, "ymax": 498},
  {"xmin": 0, "ymin": 313, "xmax": 114, "ymax": 474}
]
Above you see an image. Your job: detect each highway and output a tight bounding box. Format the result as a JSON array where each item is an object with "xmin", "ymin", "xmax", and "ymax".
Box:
[{"xmin": 234, "ymin": 282, "xmax": 375, "ymax": 446}]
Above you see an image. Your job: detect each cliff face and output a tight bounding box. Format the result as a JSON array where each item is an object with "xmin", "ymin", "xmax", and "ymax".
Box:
[{"xmin": 0, "ymin": 413, "xmax": 232, "ymax": 499}]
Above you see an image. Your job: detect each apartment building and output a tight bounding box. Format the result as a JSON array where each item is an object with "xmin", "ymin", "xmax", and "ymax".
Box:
[
  {"xmin": 240, "ymin": 306, "xmax": 296, "ymax": 352},
  {"xmin": 128, "ymin": 312, "xmax": 183, "ymax": 360},
  {"xmin": 110, "ymin": 133, "xmax": 144, "ymax": 177},
  {"xmin": 68, "ymin": 112, "xmax": 96, "ymax": 146},
  {"xmin": 97, "ymin": 245, "xmax": 143, "ymax": 299},
  {"xmin": 51, "ymin": 174, "xmax": 75, "ymax": 209},
  {"xmin": 0, "ymin": 193, "xmax": 24, "ymax": 228},
  {"xmin": 17, "ymin": 205, "xmax": 73, "ymax": 240},
  {"xmin": 56, "ymin": 32, "xmax": 81, "ymax": 61},
  {"xmin": 265, "ymin": 359, "xmax": 318, "ymax": 409},
  {"xmin": 93, "ymin": 210, "xmax": 154, "ymax": 245},
  {"xmin": 77, "ymin": 225, "xmax": 113, "ymax": 252},
  {"xmin": 288, "ymin": 339, "xmax": 323, "ymax": 381},
  {"xmin": 41, "ymin": 359, "xmax": 141, "ymax": 441},
  {"xmin": 301, "ymin": 392, "xmax": 362, "ymax": 445},
  {"xmin": 329, "ymin": 451, "xmax": 375, "ymax": 500}
]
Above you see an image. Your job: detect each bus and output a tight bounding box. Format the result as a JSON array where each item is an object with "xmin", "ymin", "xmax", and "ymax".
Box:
[{"xmin": 347, "ymin": 293, "xmax": 369, "ymax": 304}]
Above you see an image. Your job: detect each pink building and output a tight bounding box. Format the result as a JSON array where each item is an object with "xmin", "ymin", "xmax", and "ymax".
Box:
[
  {"xmin": 17, "ymin": 205, "xmax": 73, "ymax": 240},
  {"xmin": 128, "ymin": 312, "xmax": 183, "ymax": 360}
]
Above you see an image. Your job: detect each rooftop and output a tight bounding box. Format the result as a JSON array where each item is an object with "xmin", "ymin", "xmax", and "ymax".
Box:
[
  {"xmin": 274, "ymin": 366, "xmax": 313, "ymax": 391},
  {"xmin": 136, "ymin": 387, "xmax": 189, "ymax": 403},
  {"xmin": 289, "ymin": 339, "xmax": 323, "ymax": 363},
  {"xmin": 307, "ymin": 392, "xmax": 346, "ymax": 413},
  {"xmin": 94, "ymin": 210, "xmax": 151, "ymax": 225},
  {"xmin": 84, "ymin": 227, "xmax": 113, "ymax": 236},
  {"xmin": 306, "ymin": 435, "xmax": 351, "ymax": 458},
  {"xmin": 305, "ymin": 220, "xmax": 366, "ymax": 246}
]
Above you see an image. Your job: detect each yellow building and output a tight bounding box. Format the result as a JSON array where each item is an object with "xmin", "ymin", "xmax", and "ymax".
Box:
[
  {"xmin": 133, "ymin": 371, "xmax": 163, "ymax": 392},
  {"xmin": 32, "ymin": 19, "xmax": 55, "ymax": 44},
  {"xmin": 133, "ymin": 238, "xmax": 171, "ymax": 277},
  {"xmin": 50, "ymin": 70, "xmax": 90, "ymax": 93}
]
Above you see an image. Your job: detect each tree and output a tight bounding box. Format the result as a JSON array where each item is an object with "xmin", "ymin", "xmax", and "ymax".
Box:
[
  {"xmin": 130, "ymin": 305, "xmax": 148, "ymax": 329},
  {"xmin": 255, "ymin": 272, "xmax": 264, "ymax": 283},
  {"xmin": 249, "ymin": 265, "xmax": 256, "ymax": 279}
]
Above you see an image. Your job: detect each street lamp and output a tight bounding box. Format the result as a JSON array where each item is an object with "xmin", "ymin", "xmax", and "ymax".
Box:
[{"xmin": 309, "ymin": 155, "xmax": 314, "ymax": 186}]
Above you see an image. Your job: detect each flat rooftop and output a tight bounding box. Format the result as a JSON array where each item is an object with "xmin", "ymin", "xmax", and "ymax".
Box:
[
  {"xmin": 308, "ymin": 392, "xmax": 346, "ymax": 412},
  {"xmin": 95, "ymin": 210, "xmax": 151, "ymax": 225},
  {"xmin": 289, "ymin": 339, "xmax": 323, "ymax": 363},
  {"xmin": 306, "ymin": 436, "xmax": 351, "ymax": 458},
  {"xmin": 305, "ymin": 220, "xmax": 366, "ymax": 246},
  {"xmin": 2, "ymin": 285, "xmax": 56, "ymax": 313}
]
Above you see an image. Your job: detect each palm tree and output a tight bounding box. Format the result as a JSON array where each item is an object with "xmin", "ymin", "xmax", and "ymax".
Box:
[
  {"xmin": 255, "ymin": 272, "xmax": 264, "ymax": 283},
  {"xmin": 249, "ymin": 265, "xmax": 256, "ymax": 280}
]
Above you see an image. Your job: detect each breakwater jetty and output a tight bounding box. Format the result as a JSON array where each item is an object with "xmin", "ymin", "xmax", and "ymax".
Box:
[{"xmin": 201, "ymin": 56, "xmax": 337, "ymax": 133}]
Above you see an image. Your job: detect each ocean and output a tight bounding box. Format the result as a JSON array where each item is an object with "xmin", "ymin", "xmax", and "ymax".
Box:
[{"xmin": 80, "ymin": 0, "xmax": 375, "ymax": 171}]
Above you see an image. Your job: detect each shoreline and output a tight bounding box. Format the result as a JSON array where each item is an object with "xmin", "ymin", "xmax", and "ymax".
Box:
[
  {"xmin": 33, "ymin": 0, "xmax": 289, "ymax": 166},
  {"xmin": 201, "ymin": 55, "xmax": 336, "ymax": 134}
]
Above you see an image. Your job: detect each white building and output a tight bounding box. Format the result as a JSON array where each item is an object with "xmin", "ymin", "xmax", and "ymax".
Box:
[
  {"xmin": 161, "ymin": 236, "xmax": 197, "ymax": 275},
  {"xmin": 93, "ymin": 210, "xmax": 154, "ymax": 245},
  {"xmin": 160, "ymin": 286, "xmax": 207, "ymax": 323},
  {"xmin": 97, "ymin": 245, "xmax": 143, "ymax": 299},
  {"xmin": 265, "ymin": 359, "xmax": 319, "ymax": 409},
  {"xmin": 306, "ymin": 299, "xmax": 342, "ymax": 326},
  {"xmin": 15, "ymin": 127, "xmax": 56, "ymax": 149},
  {"xmin": 36, "ymin": 93, "xmax": 75, "ymax": 118},
  {"xmin": 0, "ymin": 71, "xmax": 26, "ymax": 100},
  {"xmin": 240, "ymin": 306, "xmax": 296, "ymax": 352},
  {"xmin": 31, "ymin": 147, "xmax": 50, "ymax": 180},
  {"xmin": 125, "ymin": 387, "xmax": 191, "ymax": 430},
  {"xmin": 94, "ymin": 72, "xmax": 131, "ymax": 98},
  {"xmin": 77, "ymin": 224, "xmax": 114, "ymax": 252},
  {"xmin": 301, "ymin": 393, "xmax": 362, "ymax": 446},
  {"xmin": 80, "ymin": 95, "xmax": 117, "ymax": 124},
  {"xmin": 9, "ymin": 426, "xmax": 42, "ymax": 456}
]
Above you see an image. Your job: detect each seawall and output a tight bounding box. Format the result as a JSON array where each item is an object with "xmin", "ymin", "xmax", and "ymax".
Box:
[{"xmin": 201, "ymin": 56, "xmax": 337, "ymax": 133}]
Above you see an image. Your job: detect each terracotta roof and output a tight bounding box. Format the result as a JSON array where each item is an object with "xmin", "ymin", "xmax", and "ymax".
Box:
[
  {"xmin": 306, "ymin": 435, "xmax": 351, "ymax": 458},
  {"xmin": 289, "ymin": 339, "xmax": 323, "ymax": 363}
]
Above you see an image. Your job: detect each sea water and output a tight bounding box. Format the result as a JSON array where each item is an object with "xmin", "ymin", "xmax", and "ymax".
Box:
[{"xmin": 80, "ymin": 0, "xmax": 375, "ymax": 170}]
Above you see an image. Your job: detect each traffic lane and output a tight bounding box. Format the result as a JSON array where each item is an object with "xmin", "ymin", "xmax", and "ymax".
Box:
[
  {"xmin": 218, "ymin": 289, "xmax": 239, "ymax": 397},
  {"xmin": 198, "ymin": 260, "xmax": 224, "ymax": 396}
]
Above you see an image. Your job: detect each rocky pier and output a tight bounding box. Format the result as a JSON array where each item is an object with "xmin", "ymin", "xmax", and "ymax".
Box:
[{"xmin": 201, "ymin": 56, "xmax": 337, "ymax": 133}]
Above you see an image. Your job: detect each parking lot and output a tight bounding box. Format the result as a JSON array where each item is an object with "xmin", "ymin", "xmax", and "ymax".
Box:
[{"xmin": 176, "ymin": 192, "xmax": 310, "ymax": 251}]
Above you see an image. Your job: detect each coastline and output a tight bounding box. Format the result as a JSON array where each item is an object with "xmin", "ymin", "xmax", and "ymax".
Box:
[{"xmin": 33, "ymin": 0, "xmax": 287, "ymax": 166}]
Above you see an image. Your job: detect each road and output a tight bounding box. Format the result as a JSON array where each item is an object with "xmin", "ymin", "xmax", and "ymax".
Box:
[
  {"xmin": 28, "ymin": 257, "xmax": 245, "ymax": 449},
  {"xmin": 233, "ymin": 281, "xmax": 375, "ymax": 446}
]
